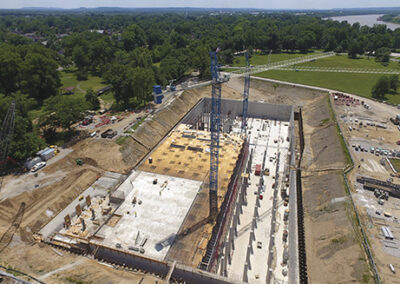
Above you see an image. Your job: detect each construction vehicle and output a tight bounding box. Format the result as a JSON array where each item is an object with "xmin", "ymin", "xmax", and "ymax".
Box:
[{"xmin": 390, "ymin": 114, "xmax": 400, "ymax": 125}]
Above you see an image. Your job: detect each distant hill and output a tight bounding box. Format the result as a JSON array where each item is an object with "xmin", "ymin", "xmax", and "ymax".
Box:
[{"xmin": 0, "ymin": 6, "xmax": 399, "ymax": 16}]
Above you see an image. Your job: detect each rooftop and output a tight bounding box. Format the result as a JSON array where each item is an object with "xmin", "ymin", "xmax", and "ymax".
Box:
[{"xmin": 94, "ymin": 171, "xmax": 203, "ymax": 260}]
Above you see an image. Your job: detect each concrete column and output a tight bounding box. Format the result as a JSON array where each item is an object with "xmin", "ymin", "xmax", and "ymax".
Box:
[
  {"xmin": 254, "ymin": 205, "xmax": 258, "ymax": 218},
  {"xmin": 224, "ymin": 253, "xmax": 228, "ymax": 277},
  {"xmin": 219, "ymin": 256, "xmax": 225, "ymax": 276},
  {"xmin": 252, "ymin": 217, "xmax": 257, "ymax": 230},
  {"xmin": 246, "ymin": 245, "xmax": 252, "ymax": 270},
  {"xmin": 230, "ymin": 227, "xmax": 235, "ymax": 251},
  {"xmin": 241, "ymin": 187, "xmax": 246, "ymax": 205},
  {"xmin": 242, "ymin": 185, "xmax": 247, "ymax": 206},
  {"xmin": 250, "ymin": 230, "xmax": 255, "ymax": 242},
  {"xmin": 225, "ymin": 241, "xmax": 231, "ymax": 265},
  {"xmin": 243, "ymin": 262, "xmax": 249, "ymax": 283},
  {"xmin": 236, "ymin": 201, "xmax": 242, "ymax": 215},
  {"xmin": 232, "ymin": 214, "xmax": 238, "ymax": 235}
]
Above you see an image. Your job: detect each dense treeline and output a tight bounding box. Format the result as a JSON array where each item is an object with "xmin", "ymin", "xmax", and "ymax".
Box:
[
  {"xmin": 381, "ymin": 14, "xmax": 400, "ymax": 25},
  {"xmin": 1, "ymin": 12, "xmax": 400, "ymax": 162}
]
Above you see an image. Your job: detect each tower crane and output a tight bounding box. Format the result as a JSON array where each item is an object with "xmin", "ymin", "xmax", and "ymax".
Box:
[
  {"xmin": 0, "ymin": 100, "xmax": 16, "ymax": 191},
  {"xmin": 0, "ymin": 100, "xmax": 16, "ymax": 162},
  {"xmin": 241, "ymin": 51, "xmax": 250, "ymax": 134},
  {"xmin": 209, "ymin": 50, "xmax": 223, "ymax": 219}
]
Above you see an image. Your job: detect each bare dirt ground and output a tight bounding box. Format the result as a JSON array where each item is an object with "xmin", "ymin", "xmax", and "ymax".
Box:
[
  {"xmin": 1, "ymin": 241, "xmax": 161, "ymax": 284},
  {"xmin": 227, "ymin": 77, "xmax": 369, "ymax": 283}
]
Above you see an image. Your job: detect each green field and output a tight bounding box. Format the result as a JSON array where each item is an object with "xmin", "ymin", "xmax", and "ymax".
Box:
[
  {"xmin": 390, "ymin": 158, "xmax": 400, "ymax": 172},
  {"xmin": 255, "ymin": 55, "xmax": 400, "ymax": 105},
  {"xmin": 28, "ymin": 70, "xmax": 110, "ymax": 120},
  {"xmin": 99, "ymin": 91, "xmax": 115, "ymax": 104},
  {"xmin": 297, "ymin": 55, "xmax": 400, "ymax": 70},
  {"xmin": 232, "ymin": 52, "xmax": 315, "ymax": 67},
  {"xmin": 61, "ymin": 70, "xmax": 108, "ymax": 99}
]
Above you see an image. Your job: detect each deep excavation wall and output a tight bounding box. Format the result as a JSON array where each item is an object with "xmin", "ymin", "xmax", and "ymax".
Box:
[
  {"xmin": 121, "ymin": 89, "xmax": 206, "ymax": 166},
  {"xmin": 181, "ymin": 98, "xmax": 293, "ymax": 123},
  {"xmin": 288, "ymin": 110, "xmax": 300, "ymax": 284}
]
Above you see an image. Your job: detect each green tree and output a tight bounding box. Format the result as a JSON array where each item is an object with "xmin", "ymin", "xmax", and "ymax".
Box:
[
  {"xmin": 372, "ymin": 76, "xmax": 390, "ymax": 99},
  {"xmin": 21, "ymin": 53, "xmax": 61, "ymax": 101},
  {"xmin": 106, "ymin": 64, "xmax": 132, "ymax": 106},
  {"xmin": 40, "ymin": 95, "xmax": 88, "ymax": 131},
  {"xmin": 193, "ymin": 45, "xmax": 211, "ymax": 79},
  {"xmin": 375, "ymin": 47, "xmax": 391, "ymax": 64},
  {"xmin": 390, "ymin": 74, "xmax": 399, "ymax": 92},
  {"xmin": 72, "ymin": 45, "xmax": 90, "ymax": 70},
  {"xmin": 85, "ymin": 88, "xmax": 100, "ymax": 110},
  {"xmin": 122, "ymin": 24, "xmax": 146, "ymax": 52},
  {"xmin": 0, "ymin": 45, "xmax": 22, "ymax": 95},
  {"xmin": 131, "ymin": 67, "xmax": 155, "ymax": 105},
  {"xmin": 348, "ymin": 41, "xmax": 363, "ymax": 59}
]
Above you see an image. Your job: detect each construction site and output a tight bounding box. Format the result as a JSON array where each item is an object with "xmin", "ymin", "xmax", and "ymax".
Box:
[
  {"xmin": 34, "ymin": 94, "xmax": 297, "ymax": 283},
  {"xmin": 2, "ymin": 50, "xmax": 392, "ymax": 284}
]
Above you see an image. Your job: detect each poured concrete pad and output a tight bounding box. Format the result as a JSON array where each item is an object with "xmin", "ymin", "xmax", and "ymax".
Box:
[{"xmin": 97, "ymin": 171, "xmax": 202, "ymax": 260}]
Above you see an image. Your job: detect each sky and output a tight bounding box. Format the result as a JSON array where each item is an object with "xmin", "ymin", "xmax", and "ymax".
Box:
[{"xmin": 1, "ymin": 0, "xmax": 400, "ymax": 9}]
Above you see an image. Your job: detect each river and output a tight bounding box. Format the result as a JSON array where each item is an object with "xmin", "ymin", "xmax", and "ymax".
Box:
[{"xmin": 326, "ymin": 14, "xmax": 400, "ymax": 30}]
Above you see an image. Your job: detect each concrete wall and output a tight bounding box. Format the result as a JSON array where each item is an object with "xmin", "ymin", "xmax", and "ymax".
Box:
[
  {"xmin": 92, "ymin": 244, "xmax": 243, "ymax": 284},
  {"xmin": 181, "ymin": 98, "xmax": 292, "ymax": 125},
  {"xmin": 288, "ymin": 110, "xmax": 300, "ymax": 284}
]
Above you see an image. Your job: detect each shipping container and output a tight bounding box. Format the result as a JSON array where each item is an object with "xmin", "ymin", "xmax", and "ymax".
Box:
[{"xmin": 40, "ymin": 148, "xmax": 55, "ymax": 161}]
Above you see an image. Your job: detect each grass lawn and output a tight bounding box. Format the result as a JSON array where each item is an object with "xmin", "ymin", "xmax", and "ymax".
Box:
[
  {"xmin": 232, "ymin": 52, "xmax": 315, "ymax": 67},
  {"xmin": 29, "ymin": 70, "xmax": 110, "ymax": 120},
  {"xmin": 297, "ymin": 54, "xmax": 400, "ymax": 70},
  {"xmin": 99, "ymin": 91, "xmax": 115, "ymax": 104},
  {"xmin": 256, "ymin": 70, "xmax": 400, "ymax": 104},
  {"xmin": 390, "ymin": 158, "xmax": 400, "ymax": 172},
  {"xmin": 60, "ymin": 70, "xmax": 108, "ymax": 100},
  {"xmin": 116, "ymin": 135, "xmax": 129, "ymax": 145},
  {"xmin": 255, "ymin": 54, "xmax": 400, "ymax": 105}
]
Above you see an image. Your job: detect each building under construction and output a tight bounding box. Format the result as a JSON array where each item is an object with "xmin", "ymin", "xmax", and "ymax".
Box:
[{"xmin": 38, "ymin": 97, "xmax": 298, "ymax": 284}]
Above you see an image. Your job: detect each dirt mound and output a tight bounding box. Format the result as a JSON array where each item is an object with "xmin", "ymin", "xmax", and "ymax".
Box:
[
  {"xmin": 72, "ymin": 139, "xmax": 130, "ymax": 173},
  {"xmin": 80, "ymin": 157, "xmax": 98, "ymax": 167}
]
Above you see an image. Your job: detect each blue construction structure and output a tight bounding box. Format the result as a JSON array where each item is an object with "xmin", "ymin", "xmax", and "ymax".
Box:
[
  {"xmin": 153, "ymin": 85, "xmax": 162, "ymax": 94},
  {"xmin": 241, "ymin": 51, "xmax": 250, "ymax": 133},
  {"xmin": 154, "ymin": 94, "xmax": 163, "ymax": 104},
  {"xmin": 153, "ymin": 85, "xmax": 163, "ymax": 104},
  {"xmin": 209, "ymin": 51, "xmax": 222, "ymax": 219}
]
